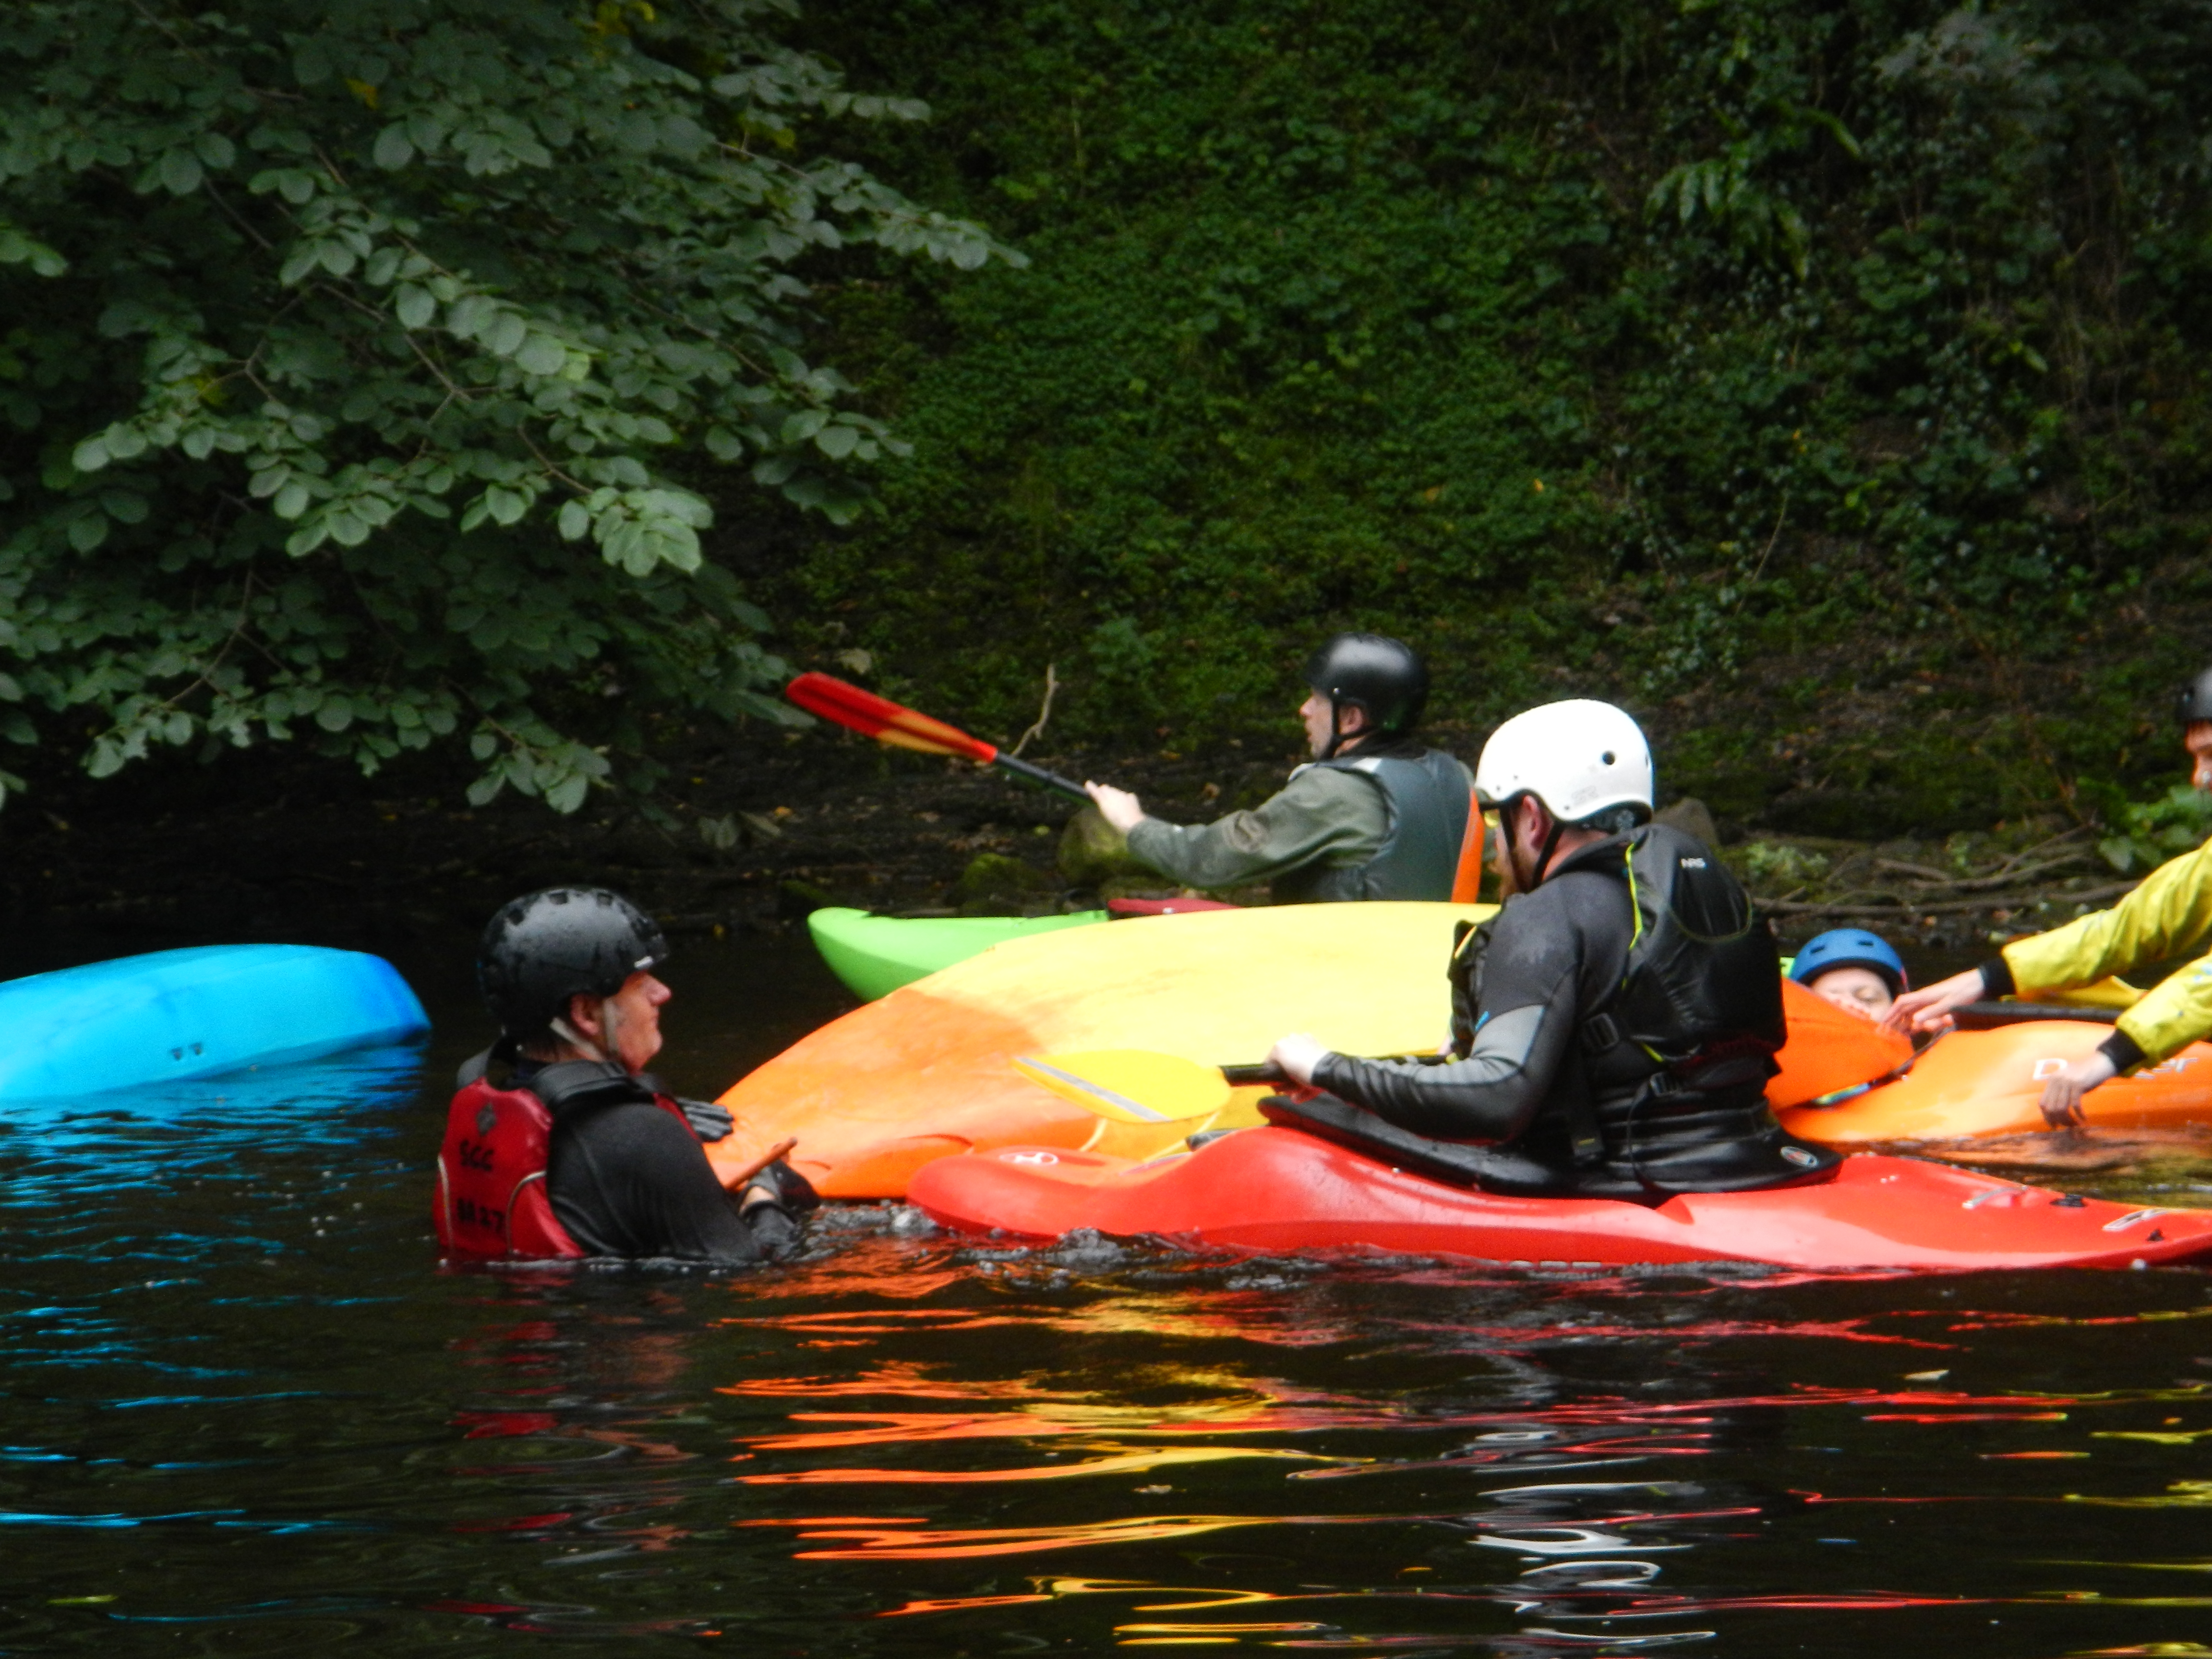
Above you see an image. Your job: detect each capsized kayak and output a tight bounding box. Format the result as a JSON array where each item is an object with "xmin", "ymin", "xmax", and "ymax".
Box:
[
  {"xmin": 1779, "ymin": 1020, "xmax": 2212, "ymax": 1144},
  {"xmin": 908, "ymin": 1129, "xmax": 2212, "ymax": 1271},
  {"xmin": 718, "ymin": 902, "xmax": 1489, "ymax": 1197},
  {"xmin": 712, "ymin": 902, "xmax": 1909, "ymax": 1200},
  {"xmin": 807, "ymin": 906, "xmax": 1106, "ymax": 1002},
  {"xmin": 0, "ymin": 944, "xmax": 428, "ymax": 1101}
]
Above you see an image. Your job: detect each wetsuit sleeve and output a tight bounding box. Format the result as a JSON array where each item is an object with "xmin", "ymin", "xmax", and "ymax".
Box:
[
  {"xmin": 2002, "ymin": 837, "xmax": 2212, "ymax": 1062},
  {"xmin": 549, "ymin": 1101, "xmax": 785, "ymax": 1264},
  {"xmin": 1124, "ymin": 766, "xmax": 1386, "ymax": 891},
  {"xmin": 1312, "ymin": 886, "xmax": 1587, "ymax": 1142}
]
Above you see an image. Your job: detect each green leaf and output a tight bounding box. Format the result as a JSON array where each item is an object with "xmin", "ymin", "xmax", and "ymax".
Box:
[
  {"xmin": 546, "ymin": 770, "xmax": 590, "ymax": 814},
  {"xmin": 482, "ymin": 312, "xmax": 528, "ymax": 357},
  {"xmin": 514, "ymin": 333, "xmax": 566, "ymax": 376},
  {"xmin": 67, "ymin": 514, "xmax": 108, "ymax": 553},
  {"xmin": 395, "ymin": 283, "xmax": 436, "ymax": 329},
  {"xmin": 373, "ymin": 125, "xmax": 416, "ymax": 170},
  {"xmin": 159, "ymin": 150, "xmax": 204, "ymax": 195},
  {"xmin": 557, "ymin": 499, "xmax": 591, "ymax": 540}
]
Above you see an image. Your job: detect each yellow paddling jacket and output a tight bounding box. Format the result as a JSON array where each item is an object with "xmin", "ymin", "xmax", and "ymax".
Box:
[{"xmin": 2001, "ymin": 835, "xmax": 2212, "ymax": 1063}]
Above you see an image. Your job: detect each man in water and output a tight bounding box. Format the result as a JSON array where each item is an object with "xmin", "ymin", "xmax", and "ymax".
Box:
[
  {"xmin": 1887, "ymin": 669, "xmax": 2212, "ymax": 1125},
  {"xmin": 1083, "ymin": 632, "xmax": 1474, "ymax": 903},
  {"xmin": 1789, "ymin": 929, "xmax": 1908, "ymax": 1022},
  {"xmin": 448, "ymin": 887, "xmax": 811, "ymax": 1262},
  {"xmin": 1260, "ymin": 700, "xmax": 1832, "ymax": 1197}
]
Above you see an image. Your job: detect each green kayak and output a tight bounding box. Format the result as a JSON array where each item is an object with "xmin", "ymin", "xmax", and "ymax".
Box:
[{"xmin": 806, "ymin": 907, "xmax": 1107, "ymax": 1001}]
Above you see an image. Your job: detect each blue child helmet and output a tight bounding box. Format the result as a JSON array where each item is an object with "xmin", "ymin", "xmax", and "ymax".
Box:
[{"xmin": 1788, "ymin": 928, "xmax": 1908, "ymax": 996}]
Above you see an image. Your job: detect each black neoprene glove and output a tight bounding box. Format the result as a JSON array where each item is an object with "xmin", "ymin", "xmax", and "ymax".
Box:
[{"xmin": 677, "ymin": 1097, "xmax": 735, "ymax": 1142}]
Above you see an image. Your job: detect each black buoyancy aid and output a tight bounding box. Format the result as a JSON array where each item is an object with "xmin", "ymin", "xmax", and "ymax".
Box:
[
  {"xmin": 1302, "ymin": 748, "xmax": 1472, "ymax": 902},
  {"xmin": 1605, "ymin": 821, "xmax": 1787, "ymax": 1068},
  {"xmin": 1573, "ymin": 822, "xmax": 1834, "ymax": 1188},
  {"xmin": 434, "ymin": 1058, "xmax": 694, "ymax": 1261}
]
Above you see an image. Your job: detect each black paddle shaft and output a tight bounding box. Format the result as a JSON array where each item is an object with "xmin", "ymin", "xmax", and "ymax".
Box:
[
  {"xmin": 1220, "ymin": 1053, "xmax": 1446, "ymax": 1086},
  {"xmin": 991, "ymin": 753, "xmax": 1092, "ymax": 802},
  {"xmin": 1952, "ymin": 1000, "xmax": 2119, "ymax": 1029}
]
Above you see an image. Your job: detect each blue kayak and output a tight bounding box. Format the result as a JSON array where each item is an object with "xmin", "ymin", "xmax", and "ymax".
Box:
[{"xmin": 0, "ymin": 944, "xmax": 429, "ymax": 1101}]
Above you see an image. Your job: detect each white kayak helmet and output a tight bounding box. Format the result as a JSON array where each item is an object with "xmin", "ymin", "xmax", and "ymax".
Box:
[{"xmin": 1475, "ymin": 699, "xmax": 1655, "ymax": 826}]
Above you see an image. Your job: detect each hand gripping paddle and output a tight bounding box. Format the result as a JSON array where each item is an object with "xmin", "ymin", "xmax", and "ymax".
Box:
[{"xmin": 786, "ymin": 672, "xmax": 1090, "ymax": 802}]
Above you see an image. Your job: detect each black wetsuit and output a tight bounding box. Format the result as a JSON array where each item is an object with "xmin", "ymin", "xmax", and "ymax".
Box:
[
  {"xmin": 1303, "ymin": 827, "xmax": 1830, "ymax": 1199},
  {"xmin": 518, "ymin": 1058, "xmax": 800, "ymax": 1264}
]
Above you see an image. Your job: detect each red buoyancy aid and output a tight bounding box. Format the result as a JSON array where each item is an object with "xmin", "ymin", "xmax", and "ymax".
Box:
[
  {"xmin": 435, "ymin": 1076, "xmax": 701, "ymax": 1260},
  {"xmin": 436, "ymin": 1079, "xmax": 585, "ymax": 1259}
]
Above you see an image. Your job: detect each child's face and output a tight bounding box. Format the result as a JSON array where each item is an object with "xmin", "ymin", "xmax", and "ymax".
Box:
[{"xmin": 1809, "ymin": 965, "xmax": 1895, "ymax": 1021}]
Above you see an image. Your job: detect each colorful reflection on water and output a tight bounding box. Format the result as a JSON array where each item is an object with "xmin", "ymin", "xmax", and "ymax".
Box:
[{"xmin": 3, "ymin": 930, "xmax": 2212, "ymax": 1655}]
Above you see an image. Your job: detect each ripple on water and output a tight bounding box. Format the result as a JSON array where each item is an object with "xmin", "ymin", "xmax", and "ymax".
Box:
[{"xmin": 8, "ymin": 944, "xmax": 2212, "ymax": 1655}]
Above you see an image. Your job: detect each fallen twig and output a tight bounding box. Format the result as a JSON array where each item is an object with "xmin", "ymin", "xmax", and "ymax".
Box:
[{"xmin": 1760, "ymin": 878, "xmax": 2139, "ymax": 920}]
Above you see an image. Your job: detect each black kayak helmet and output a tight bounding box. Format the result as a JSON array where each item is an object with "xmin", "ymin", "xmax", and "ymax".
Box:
[
  {"xmin": 478, "ymin": 887, "xmax": 670, "ymax": 1041},
  {"xmin": 1303, "ymin": 632, "xmax": 1429, "ymax": 758},
  {"xmin": 2181, "ymin": 667, "xmax": 2212, "ymax": 728}
]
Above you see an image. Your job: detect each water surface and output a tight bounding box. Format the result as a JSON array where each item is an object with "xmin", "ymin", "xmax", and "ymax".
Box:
[{"xmin": 4, "ymin": 926, "xmax": 2212, "ymax": 1656}]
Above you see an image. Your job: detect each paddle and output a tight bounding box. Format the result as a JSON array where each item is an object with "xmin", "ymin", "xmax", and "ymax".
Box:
[
  {"xmin": 786, "ymin": 672, "xmax": 1090, "ymax": 802},
  {"xmin": 1013, "ymin": 1052, "xmax": 1231, "ymax": 1125},
  {"xmin": 1015, "ymin": 1049, "xmax": 1441, "ymax": 1126},
  {"xmin": 1950, "ymin": 1001, "xmax": 2118, "ymax": 1030}
]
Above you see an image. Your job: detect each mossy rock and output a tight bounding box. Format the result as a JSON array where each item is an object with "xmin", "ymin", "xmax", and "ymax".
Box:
[
  {"xmin": 1058, "ymin": 804, "xmax": 1154, "ymax": 886},
  {"xmin": 957, "ymin": 851, "xmax": 1056, "ymax": 903},
  {"xmin": 1655, "ymin": 795, "xmax": 1721, "ymax": 848}
]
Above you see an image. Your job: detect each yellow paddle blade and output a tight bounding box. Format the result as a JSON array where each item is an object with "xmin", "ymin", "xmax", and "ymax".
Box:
[{"xmin": 1013, "ymin": 1050, "xmax": 1231, "ymax": 1125}]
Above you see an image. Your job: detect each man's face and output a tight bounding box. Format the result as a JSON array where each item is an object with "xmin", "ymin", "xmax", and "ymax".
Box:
[
  {"xmin": 2188, "ymin": 721, "xmax": 2212, "ymax": 792},
  {"xmin": 570, "ymin": 971, "xmax": 670, "ymax": 1074},
  {"xmin": 1807, "ymin": 965, "xmax": 1895, "ymax": 1022},
  {"xmin": 1299, "ymin": 691, "xmax": 1367, "ymax": 758}
]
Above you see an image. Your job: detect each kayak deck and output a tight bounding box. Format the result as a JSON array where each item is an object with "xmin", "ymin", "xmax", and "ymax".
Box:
[
  {"xmin": 1779, "ymin": 1020, "xmax": 2212, "ymax": 1143},
  {"xmin": 908, "ymin": 1128, "xmax": 2212, "ymax": 1272},
  {"xmin": 720, "ymin": 903, "xmax": 1913, "ymax": 1201},
  {"xmin": 806, "ymin": 906, "xmax": 1105, "ymax": 1002}
]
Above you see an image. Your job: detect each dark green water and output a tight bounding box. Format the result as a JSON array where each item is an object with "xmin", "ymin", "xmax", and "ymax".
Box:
[{"xmin": 6, "ymin": 928, "xmax": 2212, "ymax": 1657}]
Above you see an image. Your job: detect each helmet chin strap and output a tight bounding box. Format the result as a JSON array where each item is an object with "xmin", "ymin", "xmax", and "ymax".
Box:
[
  {"xmin": 1318, "ymin": 695, "xmax": 1344, "ymax": 761},
  {"xmin": 551, "ymin": 997, "xmax": 622, "ymax": 1066},
  {"xmin": 1515, "ymin": 798, "xmax": 1565, "ymax": 889}
]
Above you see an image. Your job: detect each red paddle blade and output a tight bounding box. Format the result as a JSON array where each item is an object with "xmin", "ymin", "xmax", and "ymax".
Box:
[{"xmin": 785, "ymin": 672, "xmax": 999, "ymax": 764}]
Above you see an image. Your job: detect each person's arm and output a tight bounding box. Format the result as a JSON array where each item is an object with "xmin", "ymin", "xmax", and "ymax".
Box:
[
  {"xmin": 2108, "ymin": 950, "xmax": 2212, "ymax": 1066},
  {"xmin": 1285, "ymin": 892, "xmax": 1585, "ymax": 1142},
  {"xmin": 2003, "ymin": 837, "xmax": 2212, "ymax": 998},
  {"xmin": 1120, "ymin": 768, "xmax": 1386, "ymax": 891},
  {"xmin": 556, "ymin": 1102, "xmax": 790, "ymax": 1264}
]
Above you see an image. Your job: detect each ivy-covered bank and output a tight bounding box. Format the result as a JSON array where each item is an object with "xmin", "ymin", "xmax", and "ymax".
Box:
[{"xmin": 768, "ymin": 0, "xmax": 2212, "ymax": 836}]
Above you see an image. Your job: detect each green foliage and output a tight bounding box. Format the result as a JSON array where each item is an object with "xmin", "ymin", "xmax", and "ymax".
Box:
[
  {"xmin": 1740, "ymin": 840, "xmax": 1832, "ymax": 889},
  {"xmin": 771, "ymin": 0, "xmax": 2212, "ymax": 826},
  {"xmin": 2095, "ymin": 783, "xmax": 2212, "ymax": 875},
  {"xmin": 0, "ymin": 0, "xmax": 1015, "ymax": 808}
]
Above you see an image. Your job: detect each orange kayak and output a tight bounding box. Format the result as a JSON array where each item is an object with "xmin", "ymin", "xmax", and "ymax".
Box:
[
  {"xmin": 710, "ymin": 903, "xmax": 1914, "ymax": 1200},
  {"xmin": 1780, "ymin": 1020, "xmax": 2212, "ymax": 1144}
]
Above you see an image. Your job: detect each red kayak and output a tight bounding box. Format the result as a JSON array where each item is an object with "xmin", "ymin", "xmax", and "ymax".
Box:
[{"xmin": 908, "ymin": 1128, "xmax": 2212, "ymax": 1272}]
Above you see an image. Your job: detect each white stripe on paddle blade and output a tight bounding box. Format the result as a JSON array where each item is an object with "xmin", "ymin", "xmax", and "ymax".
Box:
[{"xmin": 1012, "ymin": 1051, "xmax": 1230, "ymax": 1125}]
